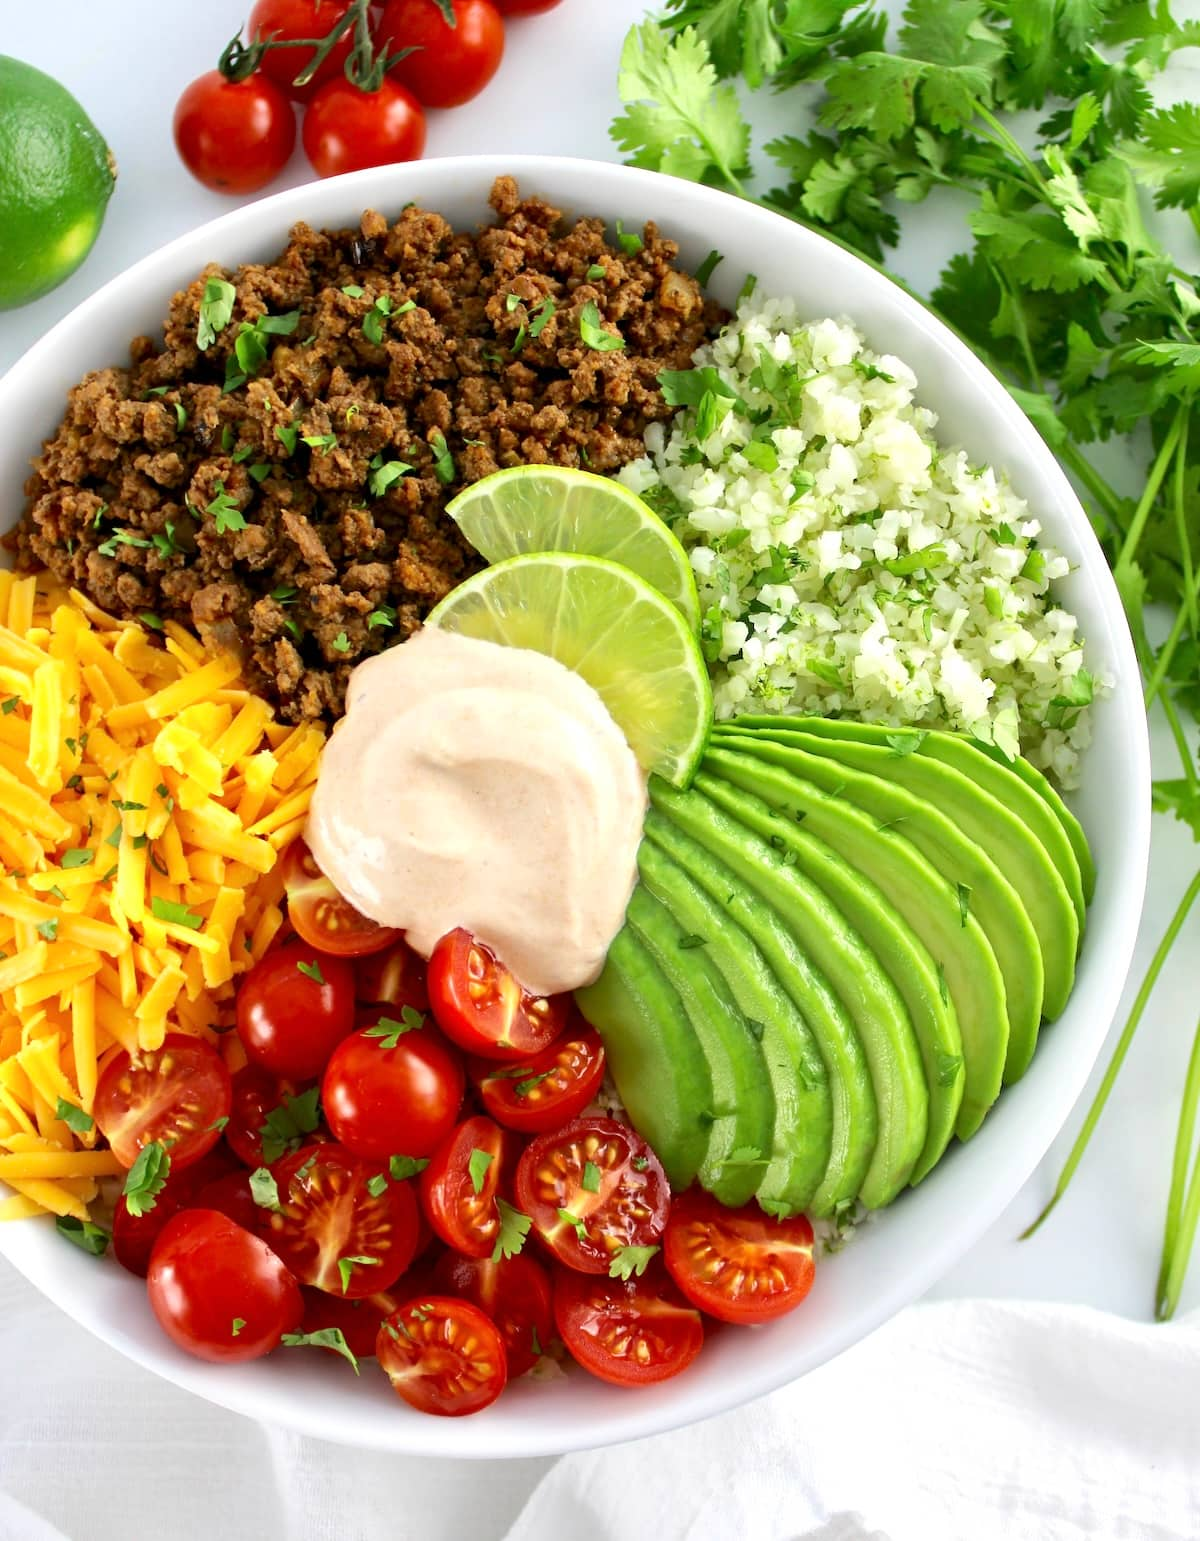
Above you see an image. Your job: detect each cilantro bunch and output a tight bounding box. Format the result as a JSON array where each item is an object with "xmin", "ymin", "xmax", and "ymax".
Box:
[{"xmin": 612, "ymin": 0, "xmax": 1200, "ymax": 1317}]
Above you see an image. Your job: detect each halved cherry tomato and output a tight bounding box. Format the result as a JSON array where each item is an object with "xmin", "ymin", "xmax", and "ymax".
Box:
[
  {"xmin": 554, "ymin": 1262, "xmax": 704, "ymax": 1388},
  {"xmin": 377, "ymin": 1296, "xmax": 507, "ymax": 1416},
  {"xmin": 257, "ymin": 1143, "xmax": 419, "ymax": 1297},
  {"xmin": 428, "ymin": 928, "xmax": 568, "ymax": 1063},
  {"xmin": 111, "ymin": 1147, "xmax": 239, "ymax": 1277},
  {"xmin": 321, "ymin": 1011, "xmax": 464, "ymax": 1161},
  {"xmin": 226, "ymin": 1067, "xmax": 316, "ymax": 1168},
  {"xmin": 434, "ymin": 1251, "xmax": 553, "ymax": 1378},
  {"xmin": 236, "ymin": 943, "xmax": 355, "ymax": 1080},
  {"xmin": 469, "ymin": 1020, "xmax": 605, "ymax": 1135},
  {"xmin": 356, "ymin": 937, "xmax": 429, "ymax": 1013},
  {"xmin": 281, "ymin": 841, "xmax": 399, "ymax": 957},
  {"xmin": 663, "ymin": 1189, "xmax": 816, "ymax": 1325},
  {"xmin": 515, "ymin": 1116, "xmax": 670, "ymax": 1274},
  {"xmin": 419, "ymin": 1115, "xmax": 515, "ymax": 1259},
  {"xmin": 148, "ymin": 1209, "xmax": 303, "ymax": 1363},
  {"xmin": 192, "ymin": 1169, "xmax": 260, "ymax": 1232},
  {"xmin": 94, "ymin": 1034, "xmax": 232, "ymax": 1172},
  {"xmin": 299, "ymin": 1286, "xmax": 398, "ymax": 1360}
]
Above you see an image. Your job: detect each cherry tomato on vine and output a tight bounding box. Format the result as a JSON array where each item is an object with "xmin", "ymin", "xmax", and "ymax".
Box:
[
  {"xmin": 433, "ymin": 1251, "xmax": 553, "ymax": 1378},
  {"xmin": 248, "ymin": 0, "xmax": 358, "ymax": 101},
  {"xmin": 173, "ymin": 71, "xmax": 296, "ymax": 195},
  {"xmin": 419, "ymin": 1115, "xmax": 516, "ymax": 1259},
  {"xmin": 515, "ymin": 1117, "xmax": 670, "ymax": 1274},
  {"xmin": 94, "ymin": 1034, "xmax": 232, "ymax": 1172},
  {"xmin": 377, "ymin": 1296, "xmax": 507, "ymax": 1416},
  {"xmin": 468, "ymin": 1020, "xmax": 605, "ymax": 1134},
  {"xmin": 321, "ymin": 1010, "xmax": 464, "ymax": 1161},
  {"xmin": 257, "ymin": 1143, "xmax": 420, "ymax": 1297},
  {"xmin": 236, "ymin": 943, "xmax": 355, "ymax": 1080},
  {"xmin": 147, "ymin": 1209, "xmax": 303, "ymax": 1363},
  {"xmin": 554, "ymin": 1263, "xmax": 703, "ymax": 1388},
  {"xmin": 301, "ymin": 78, "xmax": 426, "ymax": 178},
  {"xmin": 663, "ymin": 1189, "xmax": 816, "ymax": 1325},
  {"xmin": 281, "ymin": 840, "xmax": 399, "ymax": 957},
  {"xmin": 428, "ymin": 928, "xmax": 568, "ymax": 1062},
  {"xmin": 380, "ymin": 0, "xmax": 505, "ymax": 110}
]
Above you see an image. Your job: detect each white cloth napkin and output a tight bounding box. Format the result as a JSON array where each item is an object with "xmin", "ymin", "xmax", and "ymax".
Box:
[{"xmin": 2, "ymin": 1259, "xmax": 1198, "ymax": 1541}]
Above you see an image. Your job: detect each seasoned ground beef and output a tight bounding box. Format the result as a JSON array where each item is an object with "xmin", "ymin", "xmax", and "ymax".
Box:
[{"xmin": 13, "ymin": 177, "xmax": 719, "ymax": 723}]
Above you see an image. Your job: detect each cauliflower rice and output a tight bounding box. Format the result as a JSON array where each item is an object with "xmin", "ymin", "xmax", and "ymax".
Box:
[{"xmin": 619, "ymin": 292, "xmax": 1101, "ymax": 788}]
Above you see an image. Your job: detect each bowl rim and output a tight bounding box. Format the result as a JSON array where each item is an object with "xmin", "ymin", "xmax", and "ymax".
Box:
[{"xmin": 0, "ymin": 153, "xmax": 1152, "ymax": 1458}]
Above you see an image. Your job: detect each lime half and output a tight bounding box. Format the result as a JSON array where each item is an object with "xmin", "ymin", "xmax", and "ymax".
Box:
[
  {"xmin": 428, "ymin": 553, "xmax": 713, "ymax": 787},
  {"xmin": 446, "ymin": 466, "xmax": 701, "ymax": 633}
]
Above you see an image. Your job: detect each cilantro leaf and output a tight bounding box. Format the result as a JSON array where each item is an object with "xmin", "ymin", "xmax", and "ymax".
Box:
[
  {"xmin": 281, "ymin": 1328, "xmax": 361, "ymax": 1375},
  {"xmin": 609, "ymin": 1244, "xmax": 660, "ymax": 1280},
  {"xmin": 56, "ymin": 1215, "xmax": 110, "ymax": 1257},
  {"xmin": 1118, "ymin": 103, "xmax": 1200, "ymax": 212},
  {"xmin": 197, "ymin": 277, "xmax": 236, "ymax": 351},
  {"xmin": 337, "ymin": 1254, "xmax": 380, "ymax": 1294},
  {"xmin": 250, "ymin": 1167, "xmax": 283, "ymax": 1212},
  {"xmin": 296, "ymin": 959, "xmax": 325, "ymax": 985},
  {"xmin": 205, "ymin": 481, "xmax": 247, "ymax": 535},
  {"xmin": 150, "ymin": 896, "xmax": 204, "ymax": 931},
  {"xmin": 579, "ymin": 301, "xmax": 625, "ymax": 353},
  {"xmin": 389, "ymin": 1154, "xmax": 430, "ymax": 1181},
  {"xmin": 363, "ymin": 1009, "xmax": 422, "ymax": 1049},
  {"xmin": 55, "ymin": 1098, "xmax": 94, "ymax": 1135},
  {"xmin": 468, "ymin": 1147, "xmax": 494, "ymax": 1195},
  {"xmin": 491, "ymin": 1198, "xmax": 532, "ymax": 1262},
  {"xmin": 123, "ymin": 1141, "xmax": 171, "ymax": 1217},
  {"xmin": 259, "ymin": 1086, "xmax": 322, "ymax": 1165}
]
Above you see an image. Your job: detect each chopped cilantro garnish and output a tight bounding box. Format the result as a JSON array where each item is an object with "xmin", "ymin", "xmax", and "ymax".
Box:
[
  {"xmin": 609, "ymin": 1245, "xmax": 659, "ymax": 1280},
  {"xmin": 331, "ymin": 631, "xmax": 350, "ymax": 654},
  {"xmin": 303, "ymin": 432, "xmax": 338, "ymax": 455},
  {"xmin": 579, "ymin": 300, "xmax": 625, "ymax": 352},
  {"xmin": 492, "ymin": 1198, "xmax": 532, "ymax": 1262},
  {"xmin": 150, "ymin": 896, "xmax": 203, "ymax": 930},
  {"xmin": 249, "ymin": 1167, "xmax": 283, "ymax": 1212},
  {"xmin": 695, "ymin": 249, "xmax": 723, "ymax": 286},
  {"xmin": 367, "ymin": 605, "xmax": 396, "ymax": 630},
  {"xmin": 259, "ymin": 1086, "xmax": 322, "ymax": 1165},
  {"xmin": 366, "ymin": 1173, "xmax": 389, "ymax": 1198},
  {"xmin": 231, "ymin": 1318, "xmax": 246, "ymax": 1337},
  {"xmin": 124, "ymin": 1141, "xmax": 171, "ymax": 1217},
  {"xmin": 296, "ymin": 959, "xmax": 325, "ymax": 985},
  {"xmin": 337, "ymin": 1254, "xmax": 380, "ymax": 1294},
  {"xmin": 60, "ymin": 849, "xmax": 94, "ymax": 870},
  {"xmin": 430, "ymin": 432, "xmax": 455, "ymax": 484},
  {"xmin": 0, "ymin": 697, "xmax": 18, "ymax": 715},
  {"xmin": 585, "ymin": 263, "xmax": 607, "ymax": 281},
  {"xmin": 505, "ymin": 292, "xmax": 523, "ymax": 312},
  {"xmin": 389, "ymin": 1154, "xmax": 430, "ymax": 1182},
  {"xmin": 367, "ymin": 455, "xmax": 413, "ymax": 497},
  {"xmin": 467, "ymin": 1148, "xmax": 494, "ymax": 1195},
  {"xmin": 615, "ymin": 219, "xmax": 644, "ymax": 255},
  {"xmin": 341, "ymin": 284, "xmax": 365, "ymax": 298},
  {"xmin": 56, "ymin": 1215, "xmax": 110, "ymax": 1257},
  {"xmin": 139, "ymin": 613, "xmax": 164, "ymax": 631},
  {"xmin": 281, "ymin": 1328, "xmax": 360, "ymax": 1374},
  {"xmin": 528, "ymin": 297, "xmax": 556, "ymax": 340},
  {"xmin": 514, "ymin": 1070, "xmax": 552, "ymax": 1098},
  {"xmin": 363, "ymin": 1007, "xmax": 422, "ymax": 1048},
  {"xmin": 197, "ymin": 277, "xmax": 236, "ymax": 351},
  {"xmin": 556, "ymin": 1206, "xmax": 588, "ymax": 1240},
  {"xmin": 205, "ymin": 481, "xmax": 246, "ymax": 535},
  {"xmin": 96, "ymin": 530, "xmax": 153, "ymax": 559},
  {"xmin": 55, "ymin": 1098, "xmax": 93, "ymax": 1134},
  {"xmin": 581, "ymin": 1160, "xmax": 602, "ymax": 1193},
  {"xmin": 151, "ymin": 521, "xmax": 179, "ymax": 559},
  {"xmin": 275, "ymin": 423, "xmax": 299, "ymax": 455},
  {"xmin": 36, "ymin": 918, "xmax": 59, "ymax": 943}
]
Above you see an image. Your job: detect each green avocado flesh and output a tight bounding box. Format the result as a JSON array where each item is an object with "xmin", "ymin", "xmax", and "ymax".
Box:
[{"xmin": 577, "ymin": 718, "xmax": 1094, "ymax": 1217}]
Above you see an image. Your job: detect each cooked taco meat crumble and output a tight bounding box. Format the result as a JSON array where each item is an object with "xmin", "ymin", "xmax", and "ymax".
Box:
[{"xmin": 12, "ymin": 176, "xmax": 719, "ymax": 722}]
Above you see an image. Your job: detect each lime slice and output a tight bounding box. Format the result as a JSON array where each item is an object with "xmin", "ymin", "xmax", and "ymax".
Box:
[
  {"xmin": 427, "ymin": 553, "xmax": 713, "ymax": 787},
  {"xmin": 446, "ymin": 466, "xmax": 701, "ymax": 633}
]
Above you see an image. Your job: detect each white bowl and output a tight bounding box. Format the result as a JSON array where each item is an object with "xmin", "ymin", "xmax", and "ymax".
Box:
[{"xmin": 0, "ymin": 155, "xmax": 1151, "ymax": 1457}]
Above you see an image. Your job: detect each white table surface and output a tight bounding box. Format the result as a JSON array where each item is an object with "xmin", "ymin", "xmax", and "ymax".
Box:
[{"xmin": 1, "ymin": 0, "xmax": 1198, "ymax": 1507}]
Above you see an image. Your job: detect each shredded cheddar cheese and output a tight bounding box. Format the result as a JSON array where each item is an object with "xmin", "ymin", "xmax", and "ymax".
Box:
[{"xmin": 0, "ymin": 570, "xmax": 324, "ymax": 1220}]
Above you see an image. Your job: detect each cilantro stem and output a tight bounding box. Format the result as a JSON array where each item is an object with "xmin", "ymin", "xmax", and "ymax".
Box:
[
  {"xmin": 1144, "ymin": 568, "xmax": 1200, "ymax": 708},
  {"xmin": 1171, "ymin": 409, "xmax": 1197, "ymax": 640},
  {"xmin": 1157, "ymin": 1011, "xmax": 1200, "ymax": 1320},
  {"xmin": 973, "ymin": 105, "xmax": 1050, "ymax": 199},
  {"xmin": 1114, "ymin": 405, "xmax": 1187, "ymax": 573},
  {"xmin": 1056, "ymin": 442, "xmax": 1126, "ymax": 531},
  {"xmin": 1022, "ymin": 868, "xmax": 1200, "ymax": 1239}
]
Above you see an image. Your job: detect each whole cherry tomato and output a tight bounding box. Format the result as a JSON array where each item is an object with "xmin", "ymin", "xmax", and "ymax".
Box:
[
  {"xmin": 173, "ymin": 71, "xmax": 297, "ymax": 195},
  {"xmin": 380, "ymin": 0, "xmax": 505, "ymax": 110},
  {"xmin": 147, "ymin": 1209, "xmax": 303, "ymax": 1363},
  {"xmin": 236, "ymin": 943, "xmax": 355, "ymax": 1080},
  {"xmin": 248, "ymin": 0, "xmax": 358, "ymax": 101},
  {"xmin": 321, "ymin": 1010, "xmax": 464, "ymax": 1161},
  {"xmin": 301, "ymin": 78, "xmax": 426, "ymax": 178}
]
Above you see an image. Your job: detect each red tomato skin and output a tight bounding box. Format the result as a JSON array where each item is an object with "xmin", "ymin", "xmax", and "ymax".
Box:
[
  {"xmin": 299, "ymin": 1285, "xmax": 391, "ymax": 1359},
  {"xmin": 321, "ymin": 1014, "xmax": 464, "ymax": 1161},
  {"xmin": 663, "ymin": 1189, "xmax": 816, "ymax": 1325},
  {"xmin": 110, "ymin": 1148, "xmax": 238, "ymax": 1277},
  {"xmin": 493, "ymin": 0, "xmax": 562, "ymax": 12},
  {"xmin": 258, "ymin": 1143, "xmax": 420, "ymax": 1297},
  {"xmin": 418, "ymin": 1115, "xmax": 515, "ymax": 1259},
  {"xmin": 173, "ymin": 71, "xmax": 296, "ymax": 195},
  {"xmin": 380, "ymin": 0, "xmax": 505, "ymax": 110},
  {"xmin": 93, "ymin": 1034, "xmax": 232, "ymax": 1172},
  {"xmin": 192, "ymin": 1169, "xmax": 260, "ymax": 1232},
  {"xmin": 515, "ymin": 1116, "xmax": 671, "ymax": 1274},
  {"xmin": 433, "ymin": 1251, "xmax": 553, "ymax": 1377},
  {"xmin": 147, "ymin": 1209, "xmax": 303, "ymax": 1363},
  {"xmin": 248, "ymin": 0, "xmax": 357, "ymax": 101},
  {"xmin": 428, "ymin": 928, "xmax": 569, "ymax": 1062},
  {"xmin": 226, "ymin": 1066, "xmax": 313, "ymax": 1168},
  {"xmin": 356, "ymin": 938, "xmax": 429, "ymax": 1014},
  {"xmin": 281, "ymin": 840, "xmax": 399, "ymax": 957},
  {"xmin": 376, "ymin": 1295, "xmax": 507, "ymax": 1416},
  {"xmin": 301, "ymin": 78, "xmax": 426, "ymax": 179},
  {"xmin": 236, "ymin": 944, "xmax": 355, "ymax": 1080},
  {"xmin": 554, "ymin": 1263, "xmax": 704, "ymax": 1388},
  {"xmin": 469, "ymin": 1022, "xmax": 605, "ymax": 1135}
]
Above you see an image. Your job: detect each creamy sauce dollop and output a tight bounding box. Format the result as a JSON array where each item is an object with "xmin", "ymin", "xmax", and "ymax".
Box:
[{"xmin": 305, "ymin": 627, "xmax": 647, "ymax": 998}]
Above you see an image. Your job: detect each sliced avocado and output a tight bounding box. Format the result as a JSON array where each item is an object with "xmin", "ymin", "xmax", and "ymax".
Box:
[
  {"xmin": 638, "ymin": 829, "xmax": 832, "ymax": 1213},
  {"xmin": 625, "ymin": 885, "xmax": 775, "ymax": 1206},
  {"xmin": 694, "ymin": 773, "xmax": 964, "ymax": 1185},
  {"xmin": 703, "ymin": 745, "xmax": 1008, "ymax": 1138},
  {"xmin": 713, "ymin": 729, "xmax": 1044, "ymax": 1083},
  {"xmin": 646, "ymin": 790, "xmax": 876, "ymax": 1215},
  {"xmin": 720, "ymin": 721, "xmax": 1079, "ymax": 1043},
  {"xmin": 650, "ymin": 779, "xmax": 926, "ymax": 1210},
  {"xmin": 575, "ymin": 926, "xmax": 710, "ymax": 1191},
  {"xmin": 762, "ymin": 716, "xmax": 1088, "ymax": 932},
  {"xmin": 976, "ymin": 740, "xmax": 1096, "ymax": 904}
]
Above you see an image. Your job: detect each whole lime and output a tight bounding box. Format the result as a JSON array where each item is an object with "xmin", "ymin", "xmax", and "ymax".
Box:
[{"xmin": 0, "ymin": 56, "xmax": 116, "ymax": 310}]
